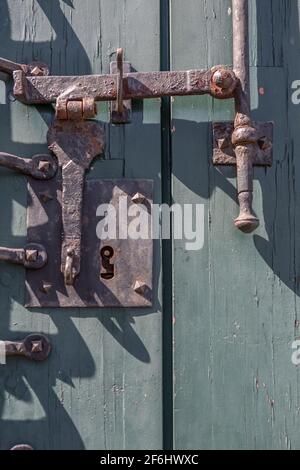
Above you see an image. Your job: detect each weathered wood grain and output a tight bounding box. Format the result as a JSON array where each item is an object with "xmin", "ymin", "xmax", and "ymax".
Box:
[
  {"xmin": 0, "ymin": 0, "xmax": 162, "ymax": 450},
  {"xmin": 172, "ymin": 0, "xmax": 300, "ymax": 450}
]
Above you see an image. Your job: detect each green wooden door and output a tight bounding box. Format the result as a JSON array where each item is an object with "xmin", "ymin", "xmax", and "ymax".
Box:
[
  {"xmin": 172, "ymin": 0, "xmax": 300, "ymax": 451},
  {"xmin": 0, "ymin": 0, "xmax": 298, "ymax": 451},
  {"xmin": 0, "ymin": 0, "xmax": 162, "ymax": 450}
]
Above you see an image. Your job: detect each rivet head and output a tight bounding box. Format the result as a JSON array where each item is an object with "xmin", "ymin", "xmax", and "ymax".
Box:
[
  {"xmin": 31, "ymin": 341, "xmax": 43, "ymax": 353},
  {"xmin": 134, "ymin": 281, "xmax": 148, "ymax": 296},
  {"xmin": 132, "ymin": 193, "xmax": 147, "ymax": 205},
  {"xmin": 38, "ymin": 160, "xmax": 51, "ymax": 173},
  {"xmin": 212, "ymin": 69, "xmax": 234, "ymax": 90},
  {"xmin": 25, "ymin": 250, "xmax": 38, "ymax": 262},
  {"xmin": 217, "ymin": 138, "xmax": 229, "ymax": 150},
  {"xmin": 30, "ymin": 66, "xmax": 44, "ymax": 76}
]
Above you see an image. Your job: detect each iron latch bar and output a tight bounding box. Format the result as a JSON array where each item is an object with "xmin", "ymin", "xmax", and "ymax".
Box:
[
  {"xmin": 0, "ymin": 152, "xmax": 57, "ymax": 180},
  {"xmin": 11, "ymin": 63, "xmax": 238, "ymax": 121},
  {"xmin": 0, "ymin": 244, "xmax": 47, "ymax": 269},
  {"xmin": 1, "ymin": 334, "xmax": 51, "ymax": 362}
]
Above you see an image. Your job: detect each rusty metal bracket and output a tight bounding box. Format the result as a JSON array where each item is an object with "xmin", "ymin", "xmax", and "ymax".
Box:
[
  {"xmin": 1, "ymin": 334, "xmax": 51, "ymax": 362},
  {"xmin": 213, "ymin": 121, "xmax": 273, "ymax": 166},
  {"xmin": 47, "ymin": 120, "xmax": 105, "ymax": 286},
  {"xmin": 0, "ymin": 152, "xmax": 57, "ymax": 179},
  {"xmin": 0, "ymin": 244, "xmax": 47, "ymax": 269}
]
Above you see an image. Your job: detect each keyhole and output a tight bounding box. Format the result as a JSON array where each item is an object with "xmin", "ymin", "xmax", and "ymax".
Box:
[{"xmin": 100, "ymin": 246, "xmax": 115, "ymax": 280}]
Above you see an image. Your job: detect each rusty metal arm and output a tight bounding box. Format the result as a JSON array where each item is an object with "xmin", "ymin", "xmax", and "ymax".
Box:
[
  {"xmin": 0, "ymin": 152, "xmax": 57, "ymax": 179},
  {"xmin": 0, "ymin": 57, "xmax": 49, "ymax": 78},
  {"xmin": 0, "ymin": 244, "xmax": 47, "ymax": 269},
  {"xmin": 1, "ymin": 334, "xmax": 51, "ymax": 361}
]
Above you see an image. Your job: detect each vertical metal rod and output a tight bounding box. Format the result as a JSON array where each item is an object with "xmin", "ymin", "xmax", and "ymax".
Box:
[{"xmin": 232, "ymin": 0, "xmax": 259, "ymax": 233}]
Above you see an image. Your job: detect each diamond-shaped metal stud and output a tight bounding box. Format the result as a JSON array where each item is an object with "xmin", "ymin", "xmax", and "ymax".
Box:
[
  {"xmin": 31, "ymin": 66, "xmax": 44, "ymax": 77},
  {"xmin": 217, "ymin": 138, "xmax": 229, "ymax": 150},
  {"xmin": 38, "ymin": 161, "xmax": 51, "ymax": 173},
  {"xmin": 134, "ymin": 281, "xmax": 148, "ymax": 296},
  {"xmin": 132, "ymin": 193, "xmax": 147, "ymax": 205},
  {"xmin": 25, "ymin": 250, "xmax": 38, "ymax": 262},
  {"xmin": 31, "ymin": 341, "xmax": 43, "ymax": 353}
]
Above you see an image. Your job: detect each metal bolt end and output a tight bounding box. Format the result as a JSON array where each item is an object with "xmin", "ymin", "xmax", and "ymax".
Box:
[
  {"xmin": 210, "ymin": 67, "xmax": 237, "ymax": 99},
  {"xmin": 134, "ymin": 281, "xmax": 148, "ymax": 296},
  {"xmin": 31, "ymin": 340, "xmax": 43, "ymax": 354},
  {"xmin": 38, "ymin": 160, "xmax": 51, "ymax": 173},
  {"xmin": 25, "ymin": 250, "xmax": 38, "ymax": 262},
  {"xmin": 212, "ymin": 69, "xmax": 234, "ymax": 90},
  {"xmin": 235, "ymin": 214, "xmax": 259, "ymax": 234},
  {"xmin": 41, "ymin": 282, "xmax": 52, "ymax": 294},
  {"xmin": 132, "ymin": 193, "xmax": 147, "ymax": 205}
]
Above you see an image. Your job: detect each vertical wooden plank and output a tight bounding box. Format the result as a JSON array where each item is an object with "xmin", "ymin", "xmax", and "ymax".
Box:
[
  {"xmin": 172, "ymin": 0, "xmax": 300, "ymax": 450},
  {"xmin": 0, "ymin": 0, "xmax": 162, "ymax": 450}
]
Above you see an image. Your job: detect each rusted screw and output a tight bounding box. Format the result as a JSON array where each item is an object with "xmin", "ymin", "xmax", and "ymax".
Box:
[
  {"xmin": 39, "ymin": 191, "xmax": 53, "ymax": 203},
  {"xmin": 31, "ymin": 340, "xmax": 43, "ymax": 354},
  {"xmin": 258, "ymin": 137, "xmax": 270, "ymax": 151},
  {"xmin": 25, "ymin": 250, "xmax": 38, "ymax": 262},
  {"xmin": 212, "ymin": 70, "xmax": 234, "ymax": 90},
  {"xmin": 38, "ymin": 160, "xmax": 51, "ymax": 173},
  {"xmin": 132, "ymin": 193, "xmax": 147, "ymax": 205},
  {"xmin": 40, "ymin": 281, "xmax": 52, "ymax": 294}
]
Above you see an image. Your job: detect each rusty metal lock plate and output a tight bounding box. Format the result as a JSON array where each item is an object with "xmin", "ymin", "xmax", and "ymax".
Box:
[{"xmin": 26, "ymin": 179, "xmax": 153, "ymax": 308}]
